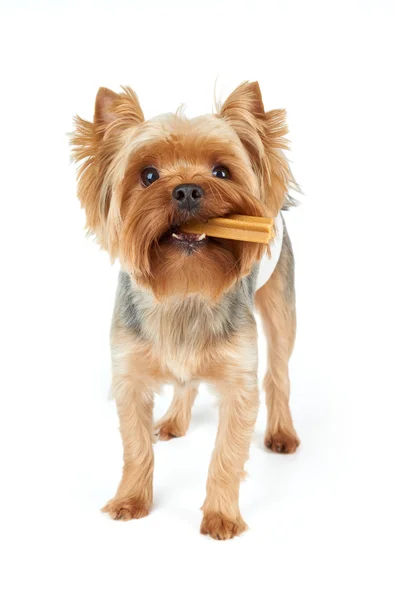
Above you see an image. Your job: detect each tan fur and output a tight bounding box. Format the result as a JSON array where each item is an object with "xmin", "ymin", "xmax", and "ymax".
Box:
[
  {"xmin": 155, "ymin": 383, "xmax": 198, "ymax": 440},
  {"xmin": 218, "ymin": 82, "xmax": 295, "ymax": 217},
  {"xmin": 201, "ymin": 327, "xmax": 259, "ymax": 539},
  {"xmin": 255, "ymin": 256, "xmax": 300, "ymax": 453},
  {"xmin": 71, "ymin": 81, "xmax": 299, "ymax": 539},
  {"xmin": 105, "ymin": 316, "xmax": 260, "ymax": 534}
]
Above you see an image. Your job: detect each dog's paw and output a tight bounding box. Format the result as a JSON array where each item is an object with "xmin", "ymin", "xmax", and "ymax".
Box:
[
  {"xmin": 155, "ymin": 418, "xmax": 185, "ymax": 441},
  {"xmin": 265, "ymin": 429, "xmax": 300, "ymax": 454},
  {"xmin": 200, "ymin": 512, "xmax": 247, "ymax": 540},
  {"xmin": 102, "ymin": 497, "xmax": 150, "ymax": 521}
]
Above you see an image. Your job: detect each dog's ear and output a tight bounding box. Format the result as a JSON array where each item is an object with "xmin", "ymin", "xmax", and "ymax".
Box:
[
  {"xmin": 219, "ymin": 81, "xmax": 291, "ymax": 216},
  {"xmin": 94, "ymin": 87, "xmax": 119, "ymax": 126},
  {"xmin": 94, "ymin": 86, "xmax": 145, "ymax": 130},
  {"xmin": 220, "ymin": 81, "xmax": 265, "ymax": 119},
  {"xmin": 71, "ymin": 87, "xmax": 144, "ymax": 256}
]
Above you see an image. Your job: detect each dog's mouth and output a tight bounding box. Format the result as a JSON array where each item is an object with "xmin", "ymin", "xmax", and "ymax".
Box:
[{"xmin": 160, "ymin": 225, "xmax": 207, "ymax": 253}]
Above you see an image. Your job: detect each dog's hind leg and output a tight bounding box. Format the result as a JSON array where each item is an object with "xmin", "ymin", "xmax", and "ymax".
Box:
[
  {"xmin": 254, "ymin": 226, "xmax": 300, "ymax": 454},
  {"xmin": 155, "ymin": 382, "xmax": 198, "ymax": 441}
]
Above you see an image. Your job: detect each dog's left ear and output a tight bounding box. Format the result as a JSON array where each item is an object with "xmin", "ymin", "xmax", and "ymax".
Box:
[{"xmin": 219, "ymin": 81, "xmax": 291, "ymax": 216}]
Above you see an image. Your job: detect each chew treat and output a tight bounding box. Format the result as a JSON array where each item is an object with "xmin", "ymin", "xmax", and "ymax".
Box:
[{"xmin": 181, "ymin": 215, "xmax": 275, "ymax": 244}]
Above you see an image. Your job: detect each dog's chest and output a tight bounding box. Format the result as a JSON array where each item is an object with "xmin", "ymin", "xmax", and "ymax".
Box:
[
  {"xmin": 118, "ymin": 276, "xmax": 251, "ymax": 383},
  {"xmin": 141, "ymin": 297, "xmax": 226, "ymax": 382}
]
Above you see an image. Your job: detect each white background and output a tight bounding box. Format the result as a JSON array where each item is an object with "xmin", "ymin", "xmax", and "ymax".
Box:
[{"xmin": 1, "ymin": 1, "xmax": 393, "ymax": 598}]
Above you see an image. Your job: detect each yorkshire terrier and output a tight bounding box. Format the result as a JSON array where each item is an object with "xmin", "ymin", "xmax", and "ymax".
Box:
[{"xmin": 71, "ymin": 81, "xmax": 299, "ymax": 540}]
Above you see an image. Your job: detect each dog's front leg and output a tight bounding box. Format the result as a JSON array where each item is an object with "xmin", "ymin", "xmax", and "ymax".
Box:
[
  {"xmin": 102, "ymin": 368, "xmax": 154, "ymax": 521},
  {"xmin": 201, "ymin": 340, "xmax": 259, "ymax": 540}
]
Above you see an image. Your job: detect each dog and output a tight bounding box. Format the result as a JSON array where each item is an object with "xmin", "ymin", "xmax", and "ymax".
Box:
[{"xmin": 71, "ymin": 81, "xmax": 300, "ymax": 540}]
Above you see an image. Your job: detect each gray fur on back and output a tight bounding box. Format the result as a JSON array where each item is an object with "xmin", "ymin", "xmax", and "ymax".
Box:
[{"xmin": 278, "ymin": 220, "xmax": 295, "ymax": 303}]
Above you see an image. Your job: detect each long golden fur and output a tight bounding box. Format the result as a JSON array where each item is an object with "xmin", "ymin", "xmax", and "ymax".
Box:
[{"xmin": 71, "ymin": 81, "xmax": 299, "ymax": 540}]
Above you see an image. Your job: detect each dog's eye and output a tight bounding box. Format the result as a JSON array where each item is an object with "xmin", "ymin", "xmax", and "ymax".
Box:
[
  {"xmin": 212, "ymin": 165, "xmax": 230, "ymax": 179},
  {"xmin": 141, "ymin": 167, "xmax": 160, "ymax": 186}
]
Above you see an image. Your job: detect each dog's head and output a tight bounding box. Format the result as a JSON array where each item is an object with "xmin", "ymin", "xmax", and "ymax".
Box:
[{"xmin": 71, "ymin": 82, "xmax": 292, "ymax": 299}]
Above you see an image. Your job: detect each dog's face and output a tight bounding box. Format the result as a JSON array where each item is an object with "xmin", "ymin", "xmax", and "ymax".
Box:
[{"xmin": 72, "ymin": 82, "xmax": 291, "ymax": 299}]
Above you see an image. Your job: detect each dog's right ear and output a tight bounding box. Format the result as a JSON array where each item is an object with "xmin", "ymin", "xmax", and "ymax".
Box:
[{"xmin": 71, "ymin": 87, "xmax": 144, "ymax": 256}]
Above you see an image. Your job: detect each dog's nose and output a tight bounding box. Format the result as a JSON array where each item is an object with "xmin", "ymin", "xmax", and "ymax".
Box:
[{"xmin": 172, "ymin": 184, "xmax": 204, "ymax": 213}]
